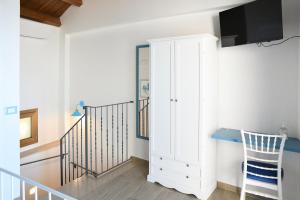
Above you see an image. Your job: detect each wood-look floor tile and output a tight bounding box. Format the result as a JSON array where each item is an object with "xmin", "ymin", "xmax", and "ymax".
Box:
[{"xmin": 58, "ymin": 158, "xmax": 269, "ymax": 200}]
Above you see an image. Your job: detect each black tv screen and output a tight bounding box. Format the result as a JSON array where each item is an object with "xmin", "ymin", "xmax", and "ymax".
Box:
[{"xmin": 219, "ymin": 0, "xmax": 283, "ymax": 47}]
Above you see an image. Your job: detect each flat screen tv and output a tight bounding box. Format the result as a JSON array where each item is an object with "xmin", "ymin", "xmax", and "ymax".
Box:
[{"xmin": 219, "ymin": 0, "xmax": 283, "ymax": 47}]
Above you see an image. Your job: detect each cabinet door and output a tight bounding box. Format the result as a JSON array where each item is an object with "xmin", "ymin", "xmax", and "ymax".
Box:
[
  {"xmin": 150, "ymin": 41, "xmax": 174, "ymax": 158},
  {"xmin": 174, "ymin": 39, "xmax": 201, "ymax": 163}
]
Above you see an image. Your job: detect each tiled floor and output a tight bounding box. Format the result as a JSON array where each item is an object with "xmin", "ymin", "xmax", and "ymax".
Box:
[{"xmin": 58, "ymin": 158, "xmax": 268, "ymax": 200}]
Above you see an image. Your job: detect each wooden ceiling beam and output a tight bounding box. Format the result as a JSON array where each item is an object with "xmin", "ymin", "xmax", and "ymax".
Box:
[
  {"xmin": 21, "ymin": 7, "xmax": 61, "ymax": 27},
  {"xmin": 61, "ymin": 0, "xmax": 82, "ymax": 7}
]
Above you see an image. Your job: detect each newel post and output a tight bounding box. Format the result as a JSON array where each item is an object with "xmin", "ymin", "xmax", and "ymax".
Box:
[{"xmin": 84, "ymin": 106, "xmax": 89, "ymax": 175}]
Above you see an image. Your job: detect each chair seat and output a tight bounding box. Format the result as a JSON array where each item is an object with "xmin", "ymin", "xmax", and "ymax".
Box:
[{"xmin": 242, "ymin": 161, "xmax": 284, "ymax": 185}]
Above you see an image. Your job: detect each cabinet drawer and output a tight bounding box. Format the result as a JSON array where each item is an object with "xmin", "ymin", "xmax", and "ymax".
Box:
[
  {"xmin": 151, "ymin": 165, "xmax": 201, "ymax": 190},
  {"xmin": 177, "ymin": 172, "xmax": 201, "ymax": 190},
  {"xmin": 151, "ymin": 155, "xmax": 201, "ymax": 178}
]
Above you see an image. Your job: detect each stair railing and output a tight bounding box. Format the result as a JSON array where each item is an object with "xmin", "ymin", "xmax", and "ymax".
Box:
[
  {"xmin": 60, "ymin": 101, "xmax": 134, "ymax": 186},
  {"xmin": 0, "ymin": 167, "xmax": 76, "ymax": 200},
  {"xmin": 60, "ymin": 114, "xmax": 86, "ymax": 185},
  {"xmin": 138, "ymin": 98, "xmax": 149, "ymax": 138}
]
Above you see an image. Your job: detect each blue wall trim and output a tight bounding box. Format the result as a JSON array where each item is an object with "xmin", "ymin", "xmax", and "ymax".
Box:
[{"xmin": 136, "ymin": 44, "xmax": 150, "ymax": 140}]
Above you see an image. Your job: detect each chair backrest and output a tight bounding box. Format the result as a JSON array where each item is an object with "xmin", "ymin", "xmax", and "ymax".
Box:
[{"xmin": 241, "ymin": 130, "xmax": 287, "ymax": 176}]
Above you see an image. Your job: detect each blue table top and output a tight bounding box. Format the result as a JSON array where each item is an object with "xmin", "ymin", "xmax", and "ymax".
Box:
[{"xmin": 212, "ymin": 128, "xmax": 300, "ymax": 154}]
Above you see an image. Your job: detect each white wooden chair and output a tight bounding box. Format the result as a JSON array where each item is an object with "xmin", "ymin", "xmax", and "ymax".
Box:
[{"xmin": 240, "ymin": 130, "xmax": 287, "ymax": 200}]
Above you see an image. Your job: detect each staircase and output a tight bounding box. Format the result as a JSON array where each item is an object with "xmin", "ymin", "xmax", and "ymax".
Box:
[
  {"xmin": 60, "ymin": 101, "xmax": 134, "ymax": 185},
  {"xmin": 0, "ymin": 101, "xmax": 134, "ymax": 200}
]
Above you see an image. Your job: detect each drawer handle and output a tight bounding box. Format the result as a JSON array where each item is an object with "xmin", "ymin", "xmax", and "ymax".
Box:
[
  {"xmin": 160, "ymin": 157, "xmax": 163, "ymax": 160},
  {"xmin": 186, "ymin": 176, "xmax": 189, "ymax": 179},
  {"xmin": 186, "ymin": 164, "xmax": 189, "ymax": 167},
  {"xmin": 160, "ymin": 168, "xmax": 163, "ymax": 171}
]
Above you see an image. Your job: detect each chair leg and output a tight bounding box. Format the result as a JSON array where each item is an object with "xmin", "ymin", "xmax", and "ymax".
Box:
[
  {"xmin": 240, "ymin": 187, "xmax": 246, "ymax": 200},
  {"xmin": 240, "ymin": 179, "xmax": 246, "ymax": 200},
  {"xmin": 278, "ymin": 183, "xmax": 283, "ymax": 200}
]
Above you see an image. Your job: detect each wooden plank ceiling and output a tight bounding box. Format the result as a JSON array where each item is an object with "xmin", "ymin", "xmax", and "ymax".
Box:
[{"xmin": 20, "ymin": 0, "xmax": 82, "ymax": 26}]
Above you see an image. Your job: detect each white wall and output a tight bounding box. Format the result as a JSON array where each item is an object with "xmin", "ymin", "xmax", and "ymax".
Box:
[
  {"xmin": 62, "ymin": 0, "xmax": 253, "ymax": 33},
  {"xmin": 66, "ymin": 11, "xmax": 218, "ymax": 160},
  {"xmin": 20, "ymin": 19, "xmax": 64, "ymax": 151},
  {"xmin": 218, "ymin": 42, "xmax": 300, "ymax": 199},
  {"xmin": 0, "ymin": 0, "xmax": 20, "ymax": 172},
  {"xmin": 217, "ymin": 1, "xmax": 300, "ymax": 199},
  {"xmin": 219, "ymin": 42, "xmax": 299, "ymax": 136},
  {"xmin": 62, "ymin": 0, "xmax": 300, "ymax": 199},
  {"xmin": 21, "ymin": 144, "xmax": 60, "ymax": 190},
  {"xmin": 65, "ymin": 0, "xmax": 300, "ymax": 154},
  {"xmin": 217, "ymin": 40, "xmax": 300, "ymax": 200},
  {"xmin": 0, "ymin": 0, "xmax": 20, "ymax": 198},
  {"xmin": 218, "ymin": 0, "xmax": 300, "ymax": 137},
  {"xmin": 20, "ymin": 19, "xmax": 64, "ymax": 189}
]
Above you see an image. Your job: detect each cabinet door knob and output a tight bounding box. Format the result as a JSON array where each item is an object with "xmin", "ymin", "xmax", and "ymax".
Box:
[
  {"xmin": 186, "ymin": 176, "xmax": 189, "ymax": 179},
  {"xmin": 160, "ymin": 157, "xmax": 163, "ymax": 160},
  {"xmin": 186, "ymin": 164, "xmax": 189, "ymax": 167},
  {"xmin": 170, "ymin": 99, "xmax": 174, "ymax": 102},
  {"xmin": 160, "ymin": 168, "xmax": 163, "ymax": 171},
  {"xmin": 175, "ymin": 99, "xmax": 178, "ymax": 102}
]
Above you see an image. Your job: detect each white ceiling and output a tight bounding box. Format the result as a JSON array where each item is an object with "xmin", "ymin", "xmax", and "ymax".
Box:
[{"xmin": 61, "ymin": 0, "xmax": 255, "ymax": 33}]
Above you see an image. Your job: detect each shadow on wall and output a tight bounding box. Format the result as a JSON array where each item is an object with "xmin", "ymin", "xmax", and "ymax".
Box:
[{"xmin": 212, "ymin": 14, "xmax": 221, "ymax": 39}]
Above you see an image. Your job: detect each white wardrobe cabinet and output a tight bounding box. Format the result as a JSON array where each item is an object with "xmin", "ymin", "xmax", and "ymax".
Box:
[{"xmin": 147, "ymin": 34, "xmax": 219, "ymax": 200}]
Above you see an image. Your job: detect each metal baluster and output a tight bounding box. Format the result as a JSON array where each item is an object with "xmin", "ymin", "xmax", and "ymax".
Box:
[
  {"xmin": 48, "ymin": 192, "xmax": 52, "ymax": 200},
  {"xmin": 126, "ymin": 103, "xmax": 129, "ymax": 159},
  {"xmin": 76, "ymin": 124, "xmax": 79, "ymax": 179},
  {"xmin": 101, "ymin": 107, "xmax": 103, "ymax": 173},
  {"xmin": 117, "ymin": 105, "xmax": 119, "ymax": 164},
  {"xmin": 142, "ymin": 100, "xmax": 144, "ymax": 137},
  {"xmin": 106, "ymin": 106, "xmax": 109, "ymax": 170},
  {"xmin": 95, "ymin": 108, "xmax": 97, "ymax": 174},
  {"xmin": 112, "ymin": 105, "xmax": 114, "ymax": 166},
  {"xmin": 81, "ymin": 119, "xmax": 83, "ymax": 176},
  {"xmin": 144, "ymin": 100, "xmax": 146, "ymax": 136},
  {"xmin": 68, "ymin": 132, "xmax": 70, "ymax": 182},
  {"xmin": 84, "ymin": 106, "xmax": 89, "ymax": 175},
  {"xmin": 90, "ymin": 107, "xmax": 93, "ymax": 174},
  {"xmin": 60, "ymin": 138, "xmax": 63, "ymax": 186},
  {"xmin": 140, "ymin": 100, "xmax": 142, "ymax": 137},
  {"xmin": 138, "ymin": 103, "xmax": 141, "ymax": 137},
  {"xmin": 122, "ymin": 104, "xmax": 124, "ymax": 162},
  {"xmin": 64, "ymin": 137, "xmax": 67, "ymax": 184},
  {"xmin": 146, "ymin": 98, "xmax": 149, "ymax": 137},
  {"xmin": 72, "ymin": 129, "xmax": 74, "ymax": 180}
]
